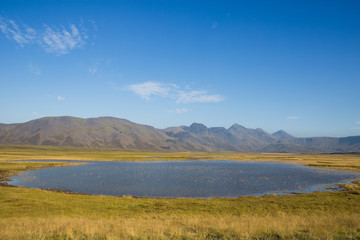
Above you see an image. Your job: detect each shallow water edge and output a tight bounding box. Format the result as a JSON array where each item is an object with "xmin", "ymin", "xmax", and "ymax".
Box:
[{"xmin": 7, "ymin": 160, "xmax": 360, "ymax": 198}]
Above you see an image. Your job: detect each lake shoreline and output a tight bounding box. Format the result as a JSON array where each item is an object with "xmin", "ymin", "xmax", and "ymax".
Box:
[
  {"xmin": 1, "ymin": 146, "xmax": 360, "ymax": 239},
  {"xmin": 2, "ymin": 144, "xmax": 360, "ymax": 172},
  {"xmin": 2, "ymin": 159, "xmax": 360, "ymax": 199}
]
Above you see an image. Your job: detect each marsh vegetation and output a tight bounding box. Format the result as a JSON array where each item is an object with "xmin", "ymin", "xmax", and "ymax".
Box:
[{"xmin": 1, "ymin": 145, "xmax": 360, "ymax": 239}]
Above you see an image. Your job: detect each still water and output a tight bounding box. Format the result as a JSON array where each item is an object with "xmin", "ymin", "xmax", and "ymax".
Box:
[{"xmin": 9, "ymin": 160, "xmax": 360, "ymax": 198}]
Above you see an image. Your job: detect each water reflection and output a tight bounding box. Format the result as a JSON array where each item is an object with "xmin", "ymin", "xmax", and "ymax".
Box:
[{"xmin": 9, "ymin": 160, "xmax": 360, "ymax": 198}]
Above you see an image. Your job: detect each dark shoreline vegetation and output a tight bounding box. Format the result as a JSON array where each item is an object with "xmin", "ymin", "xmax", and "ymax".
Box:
[{"xmin": 1, "ymin": 145, "xmax": 360, "ymax": 239}]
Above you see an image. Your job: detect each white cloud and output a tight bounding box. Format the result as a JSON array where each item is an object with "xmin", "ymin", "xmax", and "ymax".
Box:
[
  {"xmin": 127, "ymin": 81, "xmax": 173, "ymax": 101},
  {"xmin": 41, "ymin": 24, "xmax": 84, "ymax": 55},
  {"xmin": 167, "ymin": 108, "xmax": 189, "ymax": 114},
  {"xmin": 286, "ymin": 116, "xmax": 299, "ymax": 120},
  {"xmin": 57, "ymin": 96, "xmax": 65, "ymax": 101},
  {"xmin": 0, "ymin": 17, "xmax": 36, "ymax": 46},
  {"xmin": 176, "ymin": 90, "xmax": 224, "ymax": 103},
  {"xmin": 0, "ymin": 16, "xmax": 94, "ymax": 55},
  {"xmin": 127, "ymin": 81, "xmax": 224, "ymax": 104},
  {"xmin": 356, "ymin": 121, "xmax": 360, "ymax": 125}
]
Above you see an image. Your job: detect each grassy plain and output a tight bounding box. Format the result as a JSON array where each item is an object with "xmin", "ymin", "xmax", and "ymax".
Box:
[
  {"xmin": 0, "ymin": 145, "xmax": 360, "ymax": 239},
  {"xmin": 1, "ymin": 144, "xmax": 360, "ymax": 171}
]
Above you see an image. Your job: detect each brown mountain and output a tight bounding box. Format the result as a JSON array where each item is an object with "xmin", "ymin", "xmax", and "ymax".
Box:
[
  {"xmin": 0, "ymin": 116, "xmax": 359, "ymax": 153},
  {"xmin": 272, "ymin": 130, "xmax": 295, "ymax": 140},
  {"xmin": 0, "ymin": 116, "xmax": 172, "ymax": 151}
]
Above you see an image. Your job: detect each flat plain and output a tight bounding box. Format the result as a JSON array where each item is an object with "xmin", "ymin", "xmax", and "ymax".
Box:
[{"xmin": 1, "ymin": 145, "xmax": 360, "ymax": 239}]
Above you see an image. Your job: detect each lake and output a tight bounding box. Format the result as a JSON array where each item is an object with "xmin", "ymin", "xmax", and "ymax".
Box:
[{"xmin": 8, "ymin": 160, "xmax": 360, "ymax": 198}]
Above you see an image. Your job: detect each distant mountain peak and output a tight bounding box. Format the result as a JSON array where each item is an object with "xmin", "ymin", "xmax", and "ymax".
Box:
[
  {"xmin": 272, "ymin": 130, "xmax": 295, "ymax": 140},
  {"xmin": 0, "ymin": 116, "xmax": 359, "ymax": 153},
  {"xmin": 228, "ymin": 124, "xmax": 246, "ymax": 130},
  {"xmin": 255, "ymin": 128, "xmax": 265, "ymax": 132},
  {"xmin": 189, "ymin": 123, "xmax": 208, "ymax": 134}
]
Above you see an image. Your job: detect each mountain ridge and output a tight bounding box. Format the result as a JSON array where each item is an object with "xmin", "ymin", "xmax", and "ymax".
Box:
[{"xmin": 0, "ymin": 116, "xmax": 359, "ymax": 153}]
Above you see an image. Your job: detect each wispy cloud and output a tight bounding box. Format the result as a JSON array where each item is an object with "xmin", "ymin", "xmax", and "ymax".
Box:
[
  {"xmin": 127, "ymin": 81, "xmax": 175, "ymax": 101},
  {"xmin": 106, "ymin": 81, "xmax": 121, "ymax": 91},
  {"xmin": 286, "ymin": 116, "xmax": 299, "ymax": 120},
  {"xmin": 0, "ymin": 16, "xmax": 95, "ymax": 55},
  {"xmin": 28, "ymin": 63, "xmax": 41, "ymax": 75},
  {"xmin": 88, "ymin": 58, "xmax": 112, "ymax": 75},
  {"xmin": 32, "ymin": 112, "xmax": 44, "ymax": 118},
  {"xmin": 211, "ymin": 22, "xmax": 219, "ymax": 29},
  {"xmin": 176, "ymin": 90, "xmax": 223, "ymax": 103},
  {"xmin": 352, "ymin": 122, "xmax": 360, "ymax": 130},
  {"xmin": 167, "ymin": 108, "xmax": 189, "ymax": 114},
  {"xmin": 127, "ymin": 81, "xmax": 224, "ymax": 104},
  {"xmin": 46, "ymin": 94, "xmax": 66, "ymax": 101},
  {"xmin": 0, "ymin": 17, "xmax": 36, "ymax": 46},
  {"xmin": 88, "ymin": 66, "xmax": 97, "ymax": 74},
  {"xmin": 41, "ymin": 24, "xmax": 84, "ymax": 55},
  {"xmin": 88, "ymin": 19, "xmax": 98, "ymax": 44},
  {"xmin": 57, "ymin": 96, "xmax": 65, "ymax": 101}
]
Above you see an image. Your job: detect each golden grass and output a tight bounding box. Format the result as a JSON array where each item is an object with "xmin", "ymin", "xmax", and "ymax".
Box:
[
  {"xmin": 0, "ymin": 214, "xmax": 359, "ymax": 239},
  {"xmin": 1, "ymin": 144, "xmax": 360, "ymax": 172},
  {"xmin": 1, "ymin": 173, "xmax": 360, "ymax": 239},
  {"xmin": 1, "ymin": 145, "xmax": 360, "ymax": 239}
]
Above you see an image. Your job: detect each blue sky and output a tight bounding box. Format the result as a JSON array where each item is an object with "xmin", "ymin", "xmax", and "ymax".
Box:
[{"xmin": 1, "ymin": 0, "xmax": 360, "ymax": 137}]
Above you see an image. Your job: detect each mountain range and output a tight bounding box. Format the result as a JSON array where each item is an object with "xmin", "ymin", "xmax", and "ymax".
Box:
[{"xmin": 0, "ymin": 116, "xmax": 359, "ymax": 153}]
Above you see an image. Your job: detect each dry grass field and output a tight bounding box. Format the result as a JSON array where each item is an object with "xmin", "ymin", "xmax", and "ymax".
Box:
[
  {"xmin": 1, "ymin": 145, "xmax": 360, "ymax": 239},
  {"xmin": 1, "ymin": 144, "xmax": 360, "ymax": 171}
]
